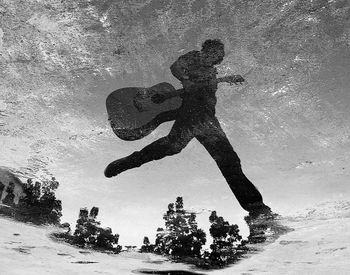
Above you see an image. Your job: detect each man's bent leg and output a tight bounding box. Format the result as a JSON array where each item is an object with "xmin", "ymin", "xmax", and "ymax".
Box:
[
  {"xmin": 133, "ymin": 109, "xmax": 179, "ymax": 140},
  {"xmin": 195, "ymin": 118, "xmax": 270, "ymax": 214},
  {"xmin": 105, "ymin": 121, "xmax": 193, "ymax": 178}
]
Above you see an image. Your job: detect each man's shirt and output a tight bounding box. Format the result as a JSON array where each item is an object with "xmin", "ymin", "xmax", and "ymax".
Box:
[
  {"xmin": 170, "ymin": 51, "xmax": 218, "ymax": 83},
  {"xmin": 170, "ymin": 51, "xmax": 219, "ymax": 116}
]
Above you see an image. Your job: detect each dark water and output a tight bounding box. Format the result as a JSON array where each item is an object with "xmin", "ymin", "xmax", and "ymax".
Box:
[
  {"xmin": 133, "ymin": 269, "xmax": 204, "ymax": 275},
  {"xmin": 71, "ymin": 261, "xmax": 99, "ymax": 264}
]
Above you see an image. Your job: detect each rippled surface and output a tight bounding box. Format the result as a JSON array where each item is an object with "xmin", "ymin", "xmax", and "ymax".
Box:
[{"xmin": 0, "ymin": 0, "xmax": 349, "ymax": 257}]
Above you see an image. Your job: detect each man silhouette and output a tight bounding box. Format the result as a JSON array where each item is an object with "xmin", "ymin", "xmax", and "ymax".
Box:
[{"xmin": 105, "ymin": 39, "xmax": 271, "ymax": 216}]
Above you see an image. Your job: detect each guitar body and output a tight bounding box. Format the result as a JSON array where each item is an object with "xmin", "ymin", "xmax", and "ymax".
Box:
[{"xmin": 106, "ymin": 82, "xmax": 182, "ymax": 141}]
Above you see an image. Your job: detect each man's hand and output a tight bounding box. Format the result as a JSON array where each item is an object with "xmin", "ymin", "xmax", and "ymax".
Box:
[{"xmin": 230, "ymin": 75, "xmax": 245, "ymax": 85}]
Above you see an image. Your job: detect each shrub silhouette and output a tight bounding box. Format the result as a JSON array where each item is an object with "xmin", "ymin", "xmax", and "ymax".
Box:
[
  {"xmin": 205, "ymin": 211, "xmax": 243, "ymax": 266},
  {"xmin": 140, "ymin": 236, "xmax": 155, "ymax": 253},
  {"xmin": 4, "ymin": 177, "xmax": 63, "ymax": 225},
  {"xmin": 69, "ymin": 206, "xmax": 122, "ymax": 253},
  {"xmin": 2, "ymin": 182, "xmax": 15, "ymax": 207},
  {"xmin": 140, "ymin": 197, "xmax": 247, "ymax": 268},
  {"xmin": 154, "ymin": 197, "xmax": 206, "ymax": 258},
  {"xmin": 0, "ymin": 181, "xmax": 5, "ymax": 199}
]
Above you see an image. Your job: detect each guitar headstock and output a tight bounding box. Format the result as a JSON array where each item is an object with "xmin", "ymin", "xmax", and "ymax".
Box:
[{"xmin": 224, "ymin": 75, "xmax": 245, "ymax": 85}]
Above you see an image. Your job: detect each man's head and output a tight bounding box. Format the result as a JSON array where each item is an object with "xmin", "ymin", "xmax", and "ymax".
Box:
[{"xmin": 201, "ymin": 39, "xmax": 225, "ymax": 66}]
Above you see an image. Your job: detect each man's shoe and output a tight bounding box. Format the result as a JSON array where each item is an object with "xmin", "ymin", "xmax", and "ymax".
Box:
[
  {"xmin": 104, "ymin": 159, "xmax": 127, "ymax": 178},
  {"xmin": 246, "ymin": 202, "xmax": 273, "ymax": 218},
  {"xmin": 244, "ymin": 206, "xmax": 291, "ymax": 244},
  {"xmin": 104, "ymin": 153, "xmax": 141, "ymax": 178}
]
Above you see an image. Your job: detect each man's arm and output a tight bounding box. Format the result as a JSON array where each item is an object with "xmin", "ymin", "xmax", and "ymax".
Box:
[
  {"xmin": 170, "ymin": 52, "xmax": 199, "ymax": 92},
  {"xmin": 150, "ymin": 54, "xmax": 192, "ymax": 104},
  {"xmin": 170, "ymin": 57, "xmax": 190, "ymax": 82}
]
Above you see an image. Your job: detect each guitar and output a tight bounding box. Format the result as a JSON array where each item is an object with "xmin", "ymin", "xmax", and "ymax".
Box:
[{"xmin": 106, "ymin": 75, "xmax": 244, "ymax": 141}]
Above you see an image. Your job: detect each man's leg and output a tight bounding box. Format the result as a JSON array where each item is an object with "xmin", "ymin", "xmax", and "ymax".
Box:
[
  {"xmin": 104, "ymin": 119, "xmax": 194, "ymax": 178},
  {"xmin": 130, "ymin": 109, "xmax": 179, "ymax": 140},
  {"xmin": 195, "ymin": 117, "xmax": 270, "ymax": 214}
]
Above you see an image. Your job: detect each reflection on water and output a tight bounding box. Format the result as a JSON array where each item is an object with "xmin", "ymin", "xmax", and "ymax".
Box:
[{"xmin": 133, "ymin": 269, "xmax": 204, "ymax": 275}]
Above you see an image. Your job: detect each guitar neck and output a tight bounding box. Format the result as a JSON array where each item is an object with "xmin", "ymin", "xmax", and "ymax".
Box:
[{"xmin": 217, "ymin": 75, "xmax": 235, "ymax": 84}]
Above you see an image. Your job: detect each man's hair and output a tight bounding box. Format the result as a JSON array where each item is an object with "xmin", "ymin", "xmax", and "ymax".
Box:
[{"xmin": 201, "ymin": 39, "xmax": 224, "ymax": 52}]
